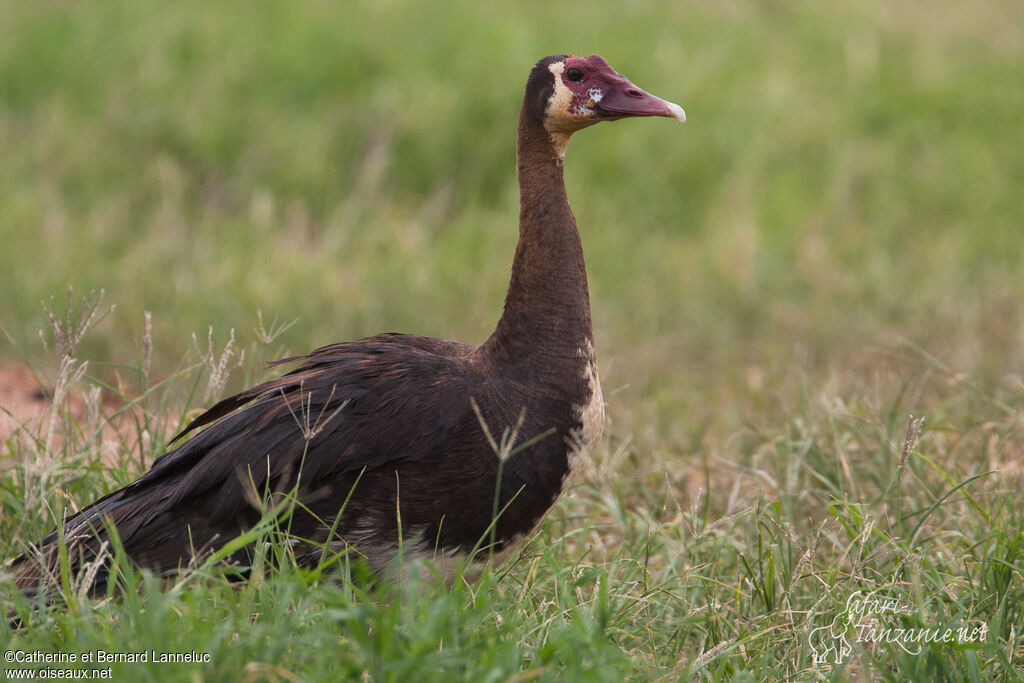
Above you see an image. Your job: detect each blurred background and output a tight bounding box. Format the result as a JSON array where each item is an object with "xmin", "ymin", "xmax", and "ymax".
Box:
[{"xmin": 2, "ymin": 0, "xmax": 1022, "ymax": 459}]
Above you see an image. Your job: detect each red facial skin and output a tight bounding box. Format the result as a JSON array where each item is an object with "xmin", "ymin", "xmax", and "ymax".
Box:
[{"xmin": 560, "ymin": 54, "xmax": 684, "ymax": 121}]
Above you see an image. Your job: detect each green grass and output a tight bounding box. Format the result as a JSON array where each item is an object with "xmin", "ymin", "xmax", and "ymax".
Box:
[{"xmin": 2, "ymin": 0, "xmax": 1023, "ymax": 680}]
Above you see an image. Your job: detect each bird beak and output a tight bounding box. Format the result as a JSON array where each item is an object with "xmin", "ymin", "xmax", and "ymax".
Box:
[{"xmin": 595, "ymin": 79, "xmax": 686, "ymax": 123}]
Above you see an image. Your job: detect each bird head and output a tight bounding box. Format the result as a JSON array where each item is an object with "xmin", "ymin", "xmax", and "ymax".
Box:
[{"xmin": 524, "ymin": 54, "xmax": 685, "ymax": 156}]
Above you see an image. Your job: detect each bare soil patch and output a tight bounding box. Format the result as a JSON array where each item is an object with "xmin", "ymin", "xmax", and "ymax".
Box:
[
  {"xmin": 0, "ymin": 362, "xmax": 144, "ymax": 457},
  {"xmin": 0, "ymin": 363, "xmax": 50, "ymax": 444}
]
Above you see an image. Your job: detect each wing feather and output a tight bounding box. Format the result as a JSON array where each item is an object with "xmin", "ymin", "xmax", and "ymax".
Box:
[{"xmin": 121, "ymin": 334, "xmax": 483, "ymax": 529}]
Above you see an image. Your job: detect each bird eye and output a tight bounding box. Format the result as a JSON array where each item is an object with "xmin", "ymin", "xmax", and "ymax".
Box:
[{"xmin": 566, "ymin": 68, "xmax": 584, "ymax": 82}]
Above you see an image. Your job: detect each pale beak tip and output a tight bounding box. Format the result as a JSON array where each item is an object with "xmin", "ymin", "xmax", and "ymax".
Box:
[{"xmin": 666, "ymin": 101, "xmax": 686, "ymax": 123}]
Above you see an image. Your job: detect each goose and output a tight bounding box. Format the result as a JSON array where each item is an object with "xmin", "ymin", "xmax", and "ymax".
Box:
[{"xmin": 13, "ymin": 54, "xmax": 684, "ymax": 598}]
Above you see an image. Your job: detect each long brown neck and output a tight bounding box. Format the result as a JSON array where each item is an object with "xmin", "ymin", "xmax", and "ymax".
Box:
[{"xmin": 481, "ymin": 106, "xmax": 594, "ymax": 364}]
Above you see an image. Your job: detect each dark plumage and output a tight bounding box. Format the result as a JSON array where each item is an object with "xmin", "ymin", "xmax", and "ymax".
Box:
[{"xmin": 12, "ymin": 54, "xmax": 684, "ymax": 598}]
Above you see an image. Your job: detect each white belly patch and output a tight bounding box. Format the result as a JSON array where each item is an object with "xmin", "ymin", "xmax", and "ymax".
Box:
[{"xmin": 568, "ymin": 340, "xmax": 605, "ymax": 479}]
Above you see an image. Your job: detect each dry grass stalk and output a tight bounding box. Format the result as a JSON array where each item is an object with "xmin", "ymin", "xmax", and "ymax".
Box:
[
  {"xmin": 899, "ymin": 414, "xmax": 925, "ymax": 473},
  {"xmin": 192, "ymin": 327, "xmax": 237, "ymax": 402}
]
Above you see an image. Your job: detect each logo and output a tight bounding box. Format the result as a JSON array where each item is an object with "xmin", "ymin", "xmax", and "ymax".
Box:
[{"xmin": 808, "ymin": 589, "xmax": 988, "ymax": 667}]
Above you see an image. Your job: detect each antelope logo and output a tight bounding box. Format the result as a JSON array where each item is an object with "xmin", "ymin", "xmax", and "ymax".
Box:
[{"xmin": 808, "ymin": 613, "xmax": 853, "ymax": 666}]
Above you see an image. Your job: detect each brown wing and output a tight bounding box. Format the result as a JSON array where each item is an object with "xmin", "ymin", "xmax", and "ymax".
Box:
[{"xmin": 17, "ymin": 334, "xmax": 499, "ymax": 590}]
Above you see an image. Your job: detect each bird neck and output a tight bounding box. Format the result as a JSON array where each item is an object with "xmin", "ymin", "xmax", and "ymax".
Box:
[{"xmin": 482, "ymin": 108, "xmax": 594, "ymax": 364}]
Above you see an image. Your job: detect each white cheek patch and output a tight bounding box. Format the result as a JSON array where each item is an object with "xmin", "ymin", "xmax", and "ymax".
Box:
[
  {"xmin": 544, "ymin": 62, "xmax": 575, "ymax": 159},
  {"xmin": 545, "ymin": 62, "xmax": 574, "ymax": 121}
]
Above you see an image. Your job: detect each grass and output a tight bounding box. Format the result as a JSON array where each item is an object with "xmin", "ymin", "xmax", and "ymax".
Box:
[{"xmin": 2, "ymin": 0, "xmax": 1023, "ymax": 680}]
